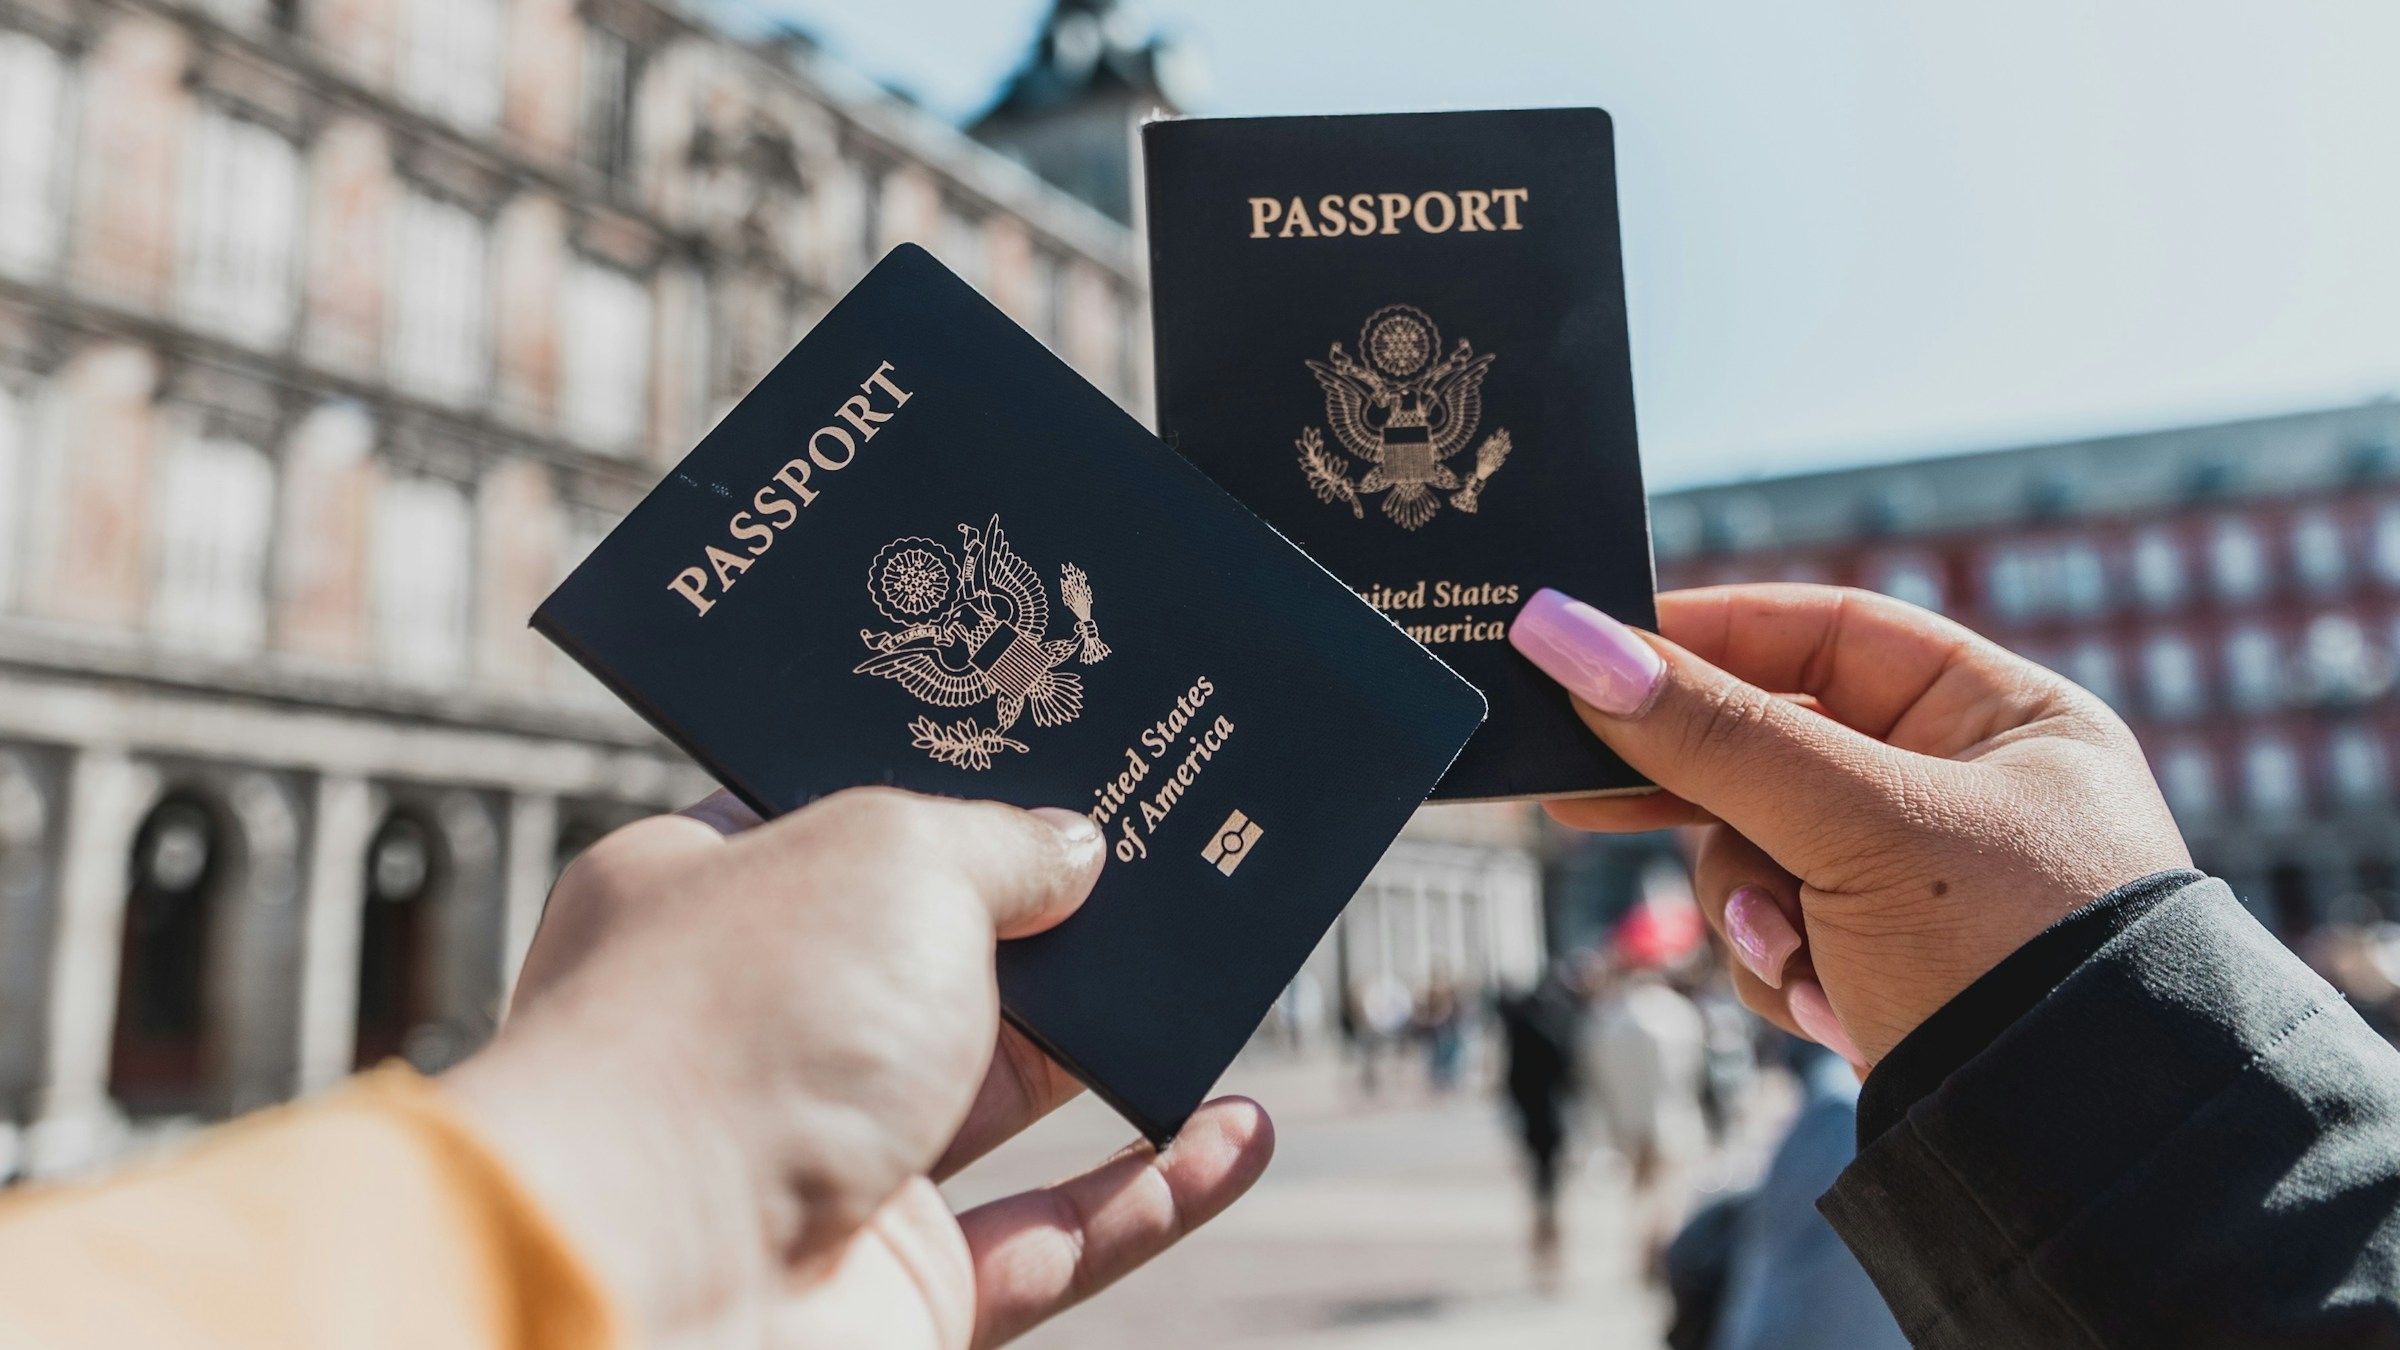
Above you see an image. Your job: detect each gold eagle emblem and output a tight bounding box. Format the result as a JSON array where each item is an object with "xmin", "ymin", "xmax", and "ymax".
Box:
[
  {"xmin": 853, "ymin": 515, "xmax": 1107, "ymax": 770},
  {"xmin": 1298, "ymin": 304, "xmax": 1513, "ymax": 530}
]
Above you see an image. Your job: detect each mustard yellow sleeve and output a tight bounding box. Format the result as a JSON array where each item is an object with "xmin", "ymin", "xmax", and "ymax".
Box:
[{"xmin": 0, "ymin": 1067, "xmax": 622, "ymax": 1350}]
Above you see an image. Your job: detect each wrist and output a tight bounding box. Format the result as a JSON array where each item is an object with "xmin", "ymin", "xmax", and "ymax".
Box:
[{"xmin": 440, "ymin": 1002, "xmax": 774, "ymax": 1344}]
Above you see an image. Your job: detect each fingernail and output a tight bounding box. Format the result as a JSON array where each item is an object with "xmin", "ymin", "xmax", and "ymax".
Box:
[
  {"xmin": 1031, "ymin": 807, "xmax": 1103, "ymax": 858},
  {"xmin": 1508, "ymin": 588, "xmax": 1666, "ymax": 716},
  {"xmin": 1787, "ymin": 978, "xmax": 1865, "ymax": 1067},
  {"xmin": 1725, "ymin": 886, "xmax": 1801, "ymax": 988}
]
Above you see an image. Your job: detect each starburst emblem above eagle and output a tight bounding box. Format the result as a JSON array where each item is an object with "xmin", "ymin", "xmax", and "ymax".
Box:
[
  {"xmin": 1297, "ymin": 304, "xmax": 1514, "ymax": 530},
  {"xmin": 853, "ymin": 515, "xmax": 1107, "ymax": 770}
]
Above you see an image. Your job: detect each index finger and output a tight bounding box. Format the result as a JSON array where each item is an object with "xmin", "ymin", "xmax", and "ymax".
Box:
[
  {"xmin": 960, "ymin": 1097, "xmax": 1275, "ymax": 1350},
  {"xmin": 1656, "ymin": 584, "xmax": 2031, "ymax": 745}
]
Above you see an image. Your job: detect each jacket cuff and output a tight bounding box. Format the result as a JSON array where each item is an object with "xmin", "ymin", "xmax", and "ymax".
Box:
[
  {"xmin": 1854, "ymin": 868, "xmax": 2202, "ymax": 1146},
  {"xmin": 1818, "ymin": 876, "xmax": 2337, "ymax": 1343}
]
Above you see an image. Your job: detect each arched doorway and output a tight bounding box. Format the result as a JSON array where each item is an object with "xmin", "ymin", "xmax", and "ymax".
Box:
[
  {"xmin": 352, "ymin": 811, "xmax": 442, "ymax": 1069},
  {"xmin": 108, "ymin": 794, "xmax": 225, "ymax": 1116}
]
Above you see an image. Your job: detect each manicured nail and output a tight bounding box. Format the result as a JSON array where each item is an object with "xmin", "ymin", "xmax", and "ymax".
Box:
[
  {"xmin": 1725, "ymin": 886, "xmax": 1801, "ymax": 988},
  {"xmin": 1031, "ymin": 807, "xmax": 1103, "ymax": 858},
  {"xmin": 1508, "ymin": 588, "xmax": 1666, "ymax": 716},
  {"xmin": 1787, "ymin": 978, "xmax": 1864, "ymax": 1067}
]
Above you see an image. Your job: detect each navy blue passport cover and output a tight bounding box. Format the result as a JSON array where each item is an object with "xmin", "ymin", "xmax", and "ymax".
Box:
[
  {"xmin": 1143, "ymin": 108, "xmax": 1658, "ymax": 801},
  {"xmin": 533, "ymin": 246, "xmax": 1484, "ymax": 1142}
]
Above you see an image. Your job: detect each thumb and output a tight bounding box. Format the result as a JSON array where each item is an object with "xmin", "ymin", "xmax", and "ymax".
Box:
[{"xmin": 1509, "ymin": 588, "xmax": 1916, "ymax": 865}]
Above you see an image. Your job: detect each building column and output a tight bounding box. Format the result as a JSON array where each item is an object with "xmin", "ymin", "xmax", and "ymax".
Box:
[
  {"xmin": 0, "ymin": 749, "xmax": 62, "ymax": 1128},
  {"xmin": 498, "ymin": 791, "xmax": 558, "ymax": 1008},
  {"xmin": 294, "ymin": 774, "xmax": 373, "ymax": 1094},
  {"xmin": 430, "ymin": 791, "xmax": 504, "ymax": 1068},
  {"xmin": 29, "ymin": 748, "xmax": 152, "ymax": 1174},
  {"xmin": 215, "ymin": 771, "xmax": 307, "ymax": 1117}
]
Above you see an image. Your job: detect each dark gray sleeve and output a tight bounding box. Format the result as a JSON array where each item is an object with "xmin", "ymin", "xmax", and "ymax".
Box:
[{"xmin": 1819, "ymin": 877, "xmax": 2400, "ymax": 1348}]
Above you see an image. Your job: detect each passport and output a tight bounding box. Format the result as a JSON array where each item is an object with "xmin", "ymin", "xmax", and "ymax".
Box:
[
  {"xmin": 1143, "ymin": 108, "xmax": 1658, "ymax": 801},
  {"xmin": 533, "ymin": 245, "xmax": 1485, "ymax": 1143}
]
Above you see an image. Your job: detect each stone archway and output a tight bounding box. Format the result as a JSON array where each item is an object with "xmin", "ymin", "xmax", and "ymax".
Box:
[
  {"xmin": 351, "ymin": 807, "xmax": 445, "ymax": 1069},
  {"xmin": 350, "ymin": 787, "xmax": 505, "ymax": 1074},
  {"xmin": 101, "ymin": 765, "xmax": 303, "ymax": 1123},
  {"xmin": 106, "ymin": 790, "xmax": 231, "ymax": 1118}
]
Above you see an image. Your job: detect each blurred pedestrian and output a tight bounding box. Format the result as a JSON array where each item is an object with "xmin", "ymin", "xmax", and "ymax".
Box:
[
  {"xmin": 1353, "ymin": 970, "xmax": 1415, "ymax": 1097},
  {"xmin": 1664, "ymin": 1045, "xmax": 1907, "ymax": 1350},
  {"xmin": 1415, "ymin": 971, "xmax": 1467, "ymax": 1093},
  {"xmin": 1689, "ymin": 970, "xmax": 1761, "ymax": 1146},
  {"xmin": 1584, "ymin": 895, "xmax": 1709, "ymax": 1279},
  {"xmin": 1496, "ymin": 963, "xmax": 1584, "ymax": 1291}
]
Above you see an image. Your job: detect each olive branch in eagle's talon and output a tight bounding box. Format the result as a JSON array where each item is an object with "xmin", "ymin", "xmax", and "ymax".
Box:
[
  {"xmin": 1059, "ymin": 563, "xmax": 1110, "ymax": 664},
  {"xmin": 1449, "ymin": 429, "xmax": 1514, "ymax": 514},
  {"xmin": 1296, "ymin": 426, "xmax": 1365, "ymax": 518},
  {"xmin": 907, "ymin": 716, "xmax": 1029, "ymax": 772}
]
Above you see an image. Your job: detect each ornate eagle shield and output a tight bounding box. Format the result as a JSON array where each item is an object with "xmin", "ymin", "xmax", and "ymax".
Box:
[
  {"xmin": 1298, "ymin": 304, "xmax": 1513, "ymax": 530},
  {"xmin": 853, "ymin": 515, "xmax": 1107, "ymax": 770}
]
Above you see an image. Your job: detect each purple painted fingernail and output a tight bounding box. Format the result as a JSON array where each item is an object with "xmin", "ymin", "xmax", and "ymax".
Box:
[
  {"xmin": 1725, "ymin": 886, "xmax": 1801, "ymax": 989},
  {"xmin": 1507, "ymin": 588, "xmax": 1666, "ymax": 716},
  {"xmin": 1788, "ymin": 978, "xmax": 1865, "ymax": 1067}
]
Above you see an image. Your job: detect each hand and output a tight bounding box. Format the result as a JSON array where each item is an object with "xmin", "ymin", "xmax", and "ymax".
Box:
[
  {"xmin": 441, "ymin": 787, "xmax": 1274, "ymax": 1347},
  {"xmin": 1510, "ymin": 583, "xmax": 2191, "ymax": 1065}
]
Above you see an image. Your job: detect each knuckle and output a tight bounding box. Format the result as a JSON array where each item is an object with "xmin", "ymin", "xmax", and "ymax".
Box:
[
  {"xmin": 812, "ymin": 785, "xmax": 936, "ymax": 848},
  {"xmin": 1676, "ymin": 679, "xmax": 1774, "ymax": 775},
  {"xmin": 558, "ymin": 821, "xmax": 647, "ymax": 891}
]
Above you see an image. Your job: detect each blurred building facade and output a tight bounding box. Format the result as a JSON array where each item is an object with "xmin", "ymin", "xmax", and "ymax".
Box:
[
  {"xmin": 1638, "ymin": 401, "xmax": 2400, "ymax": 938},
  {"xmin": 0, "ymin": 0, "xmax": 1152, "ymax": 1177}
]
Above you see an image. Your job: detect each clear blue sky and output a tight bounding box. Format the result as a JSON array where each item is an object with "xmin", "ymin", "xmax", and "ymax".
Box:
[{"xmin": 739, "ymin": 0, "xmax": 2400, "ymax": 489}]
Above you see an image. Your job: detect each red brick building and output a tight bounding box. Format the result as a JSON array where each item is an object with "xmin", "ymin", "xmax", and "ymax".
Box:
[{"xmin": 1651, "ymin": 401, "xmax": 2400, "ymax": 935}]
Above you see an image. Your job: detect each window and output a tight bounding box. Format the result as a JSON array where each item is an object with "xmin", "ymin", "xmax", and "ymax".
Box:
[
  {"xmin": 0, "ymin": 32, "xmax": 68, "ymax": 274},
  {"xmin": 2157, "ymin": 744, "xmax": 2218, "ymax": 819},
  {"xmin": 150, "ymin": 433, "xmax": 275, "ymax": 654},
  {"xmin": 388, "ymin": 192, "xmax": 489, "ymax": 402},
  {"xmin": 936, "ymin": 203, "xmax": 986, "ymax": 286},
  {"xmin": 1026, "ymin": 248, "xmax": 1063, "ymax": 342},
  {"xmin": 578, "ymin": 26, "xmax": 635, "ymax": 183},
  {"xmin": 2222, "ymin": 626, "xmax": 2282, "ymax": 713},
  {"xmin": 2303, "ymin": 614, "xmax": 2381, "ymax": 704},
  {"xmin": 2065, "ymin": 640, "xmax": 2123, "ymax": 708},
  {"xmin": 399, "ymin": 0, "xmax": 503, "ymax": 129},
  {"xmin": 2375, "ymin": 504, "xmax": 2400, "ymax": 585},
  {"xmin": 2329, "ymin": 726, "xmax": 2388, "ymax": 808},
  {"xmin": 559, "ymin": 262, "xmax": 652, "ymax": 452},
  {"xmin": 856, "ymin": 163, "xmax": 887, "ymax": 262},
  {"xmin": 1866, "ymin": 553, "xmax": 1945, "ymax": 614},
  {"xmin": 178, "ymin": 109, "xmax": 301, "ymax": 345},
  {"xmin": 1984, "ymin": 542, "xmax": 2101, "ymax": 620},
  {"xmin": 2132, "ymin": 530, "xmax": 2185, "ymax": 610},
  {"xmin": 1984, "ymin": 548, "xmax": 2036, "ymax": 620},
  {"xmin": 2143, "ymin": 635, "xmax": 2205, "ymax": 720},
  {"xmin": 0, "ymin": 380, "xmax": 29, "ymax": 607},
  {"xmin": 2209, "ymin": 518, "xmax": 2269, "ymax": 602},
  {"xmin": 2292, "ymin": 510, "xmax": 2348, "ymax": 593},
  {"xmin": 2243, "ymin": 736, "xmax": 2306, "ymax": 818},
  {"xmin": 373, "ymin": 475, "xmax": 474, "ymax": 679},
  {"xmin": 2059, "ymin": 542, "xmax": 2106, "ymax": 616}
]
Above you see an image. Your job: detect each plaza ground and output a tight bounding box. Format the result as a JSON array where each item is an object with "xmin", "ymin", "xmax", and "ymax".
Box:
[{"xmin": 943, "ymin": 1050, "xmax": 1695, "ymax": 1349}]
